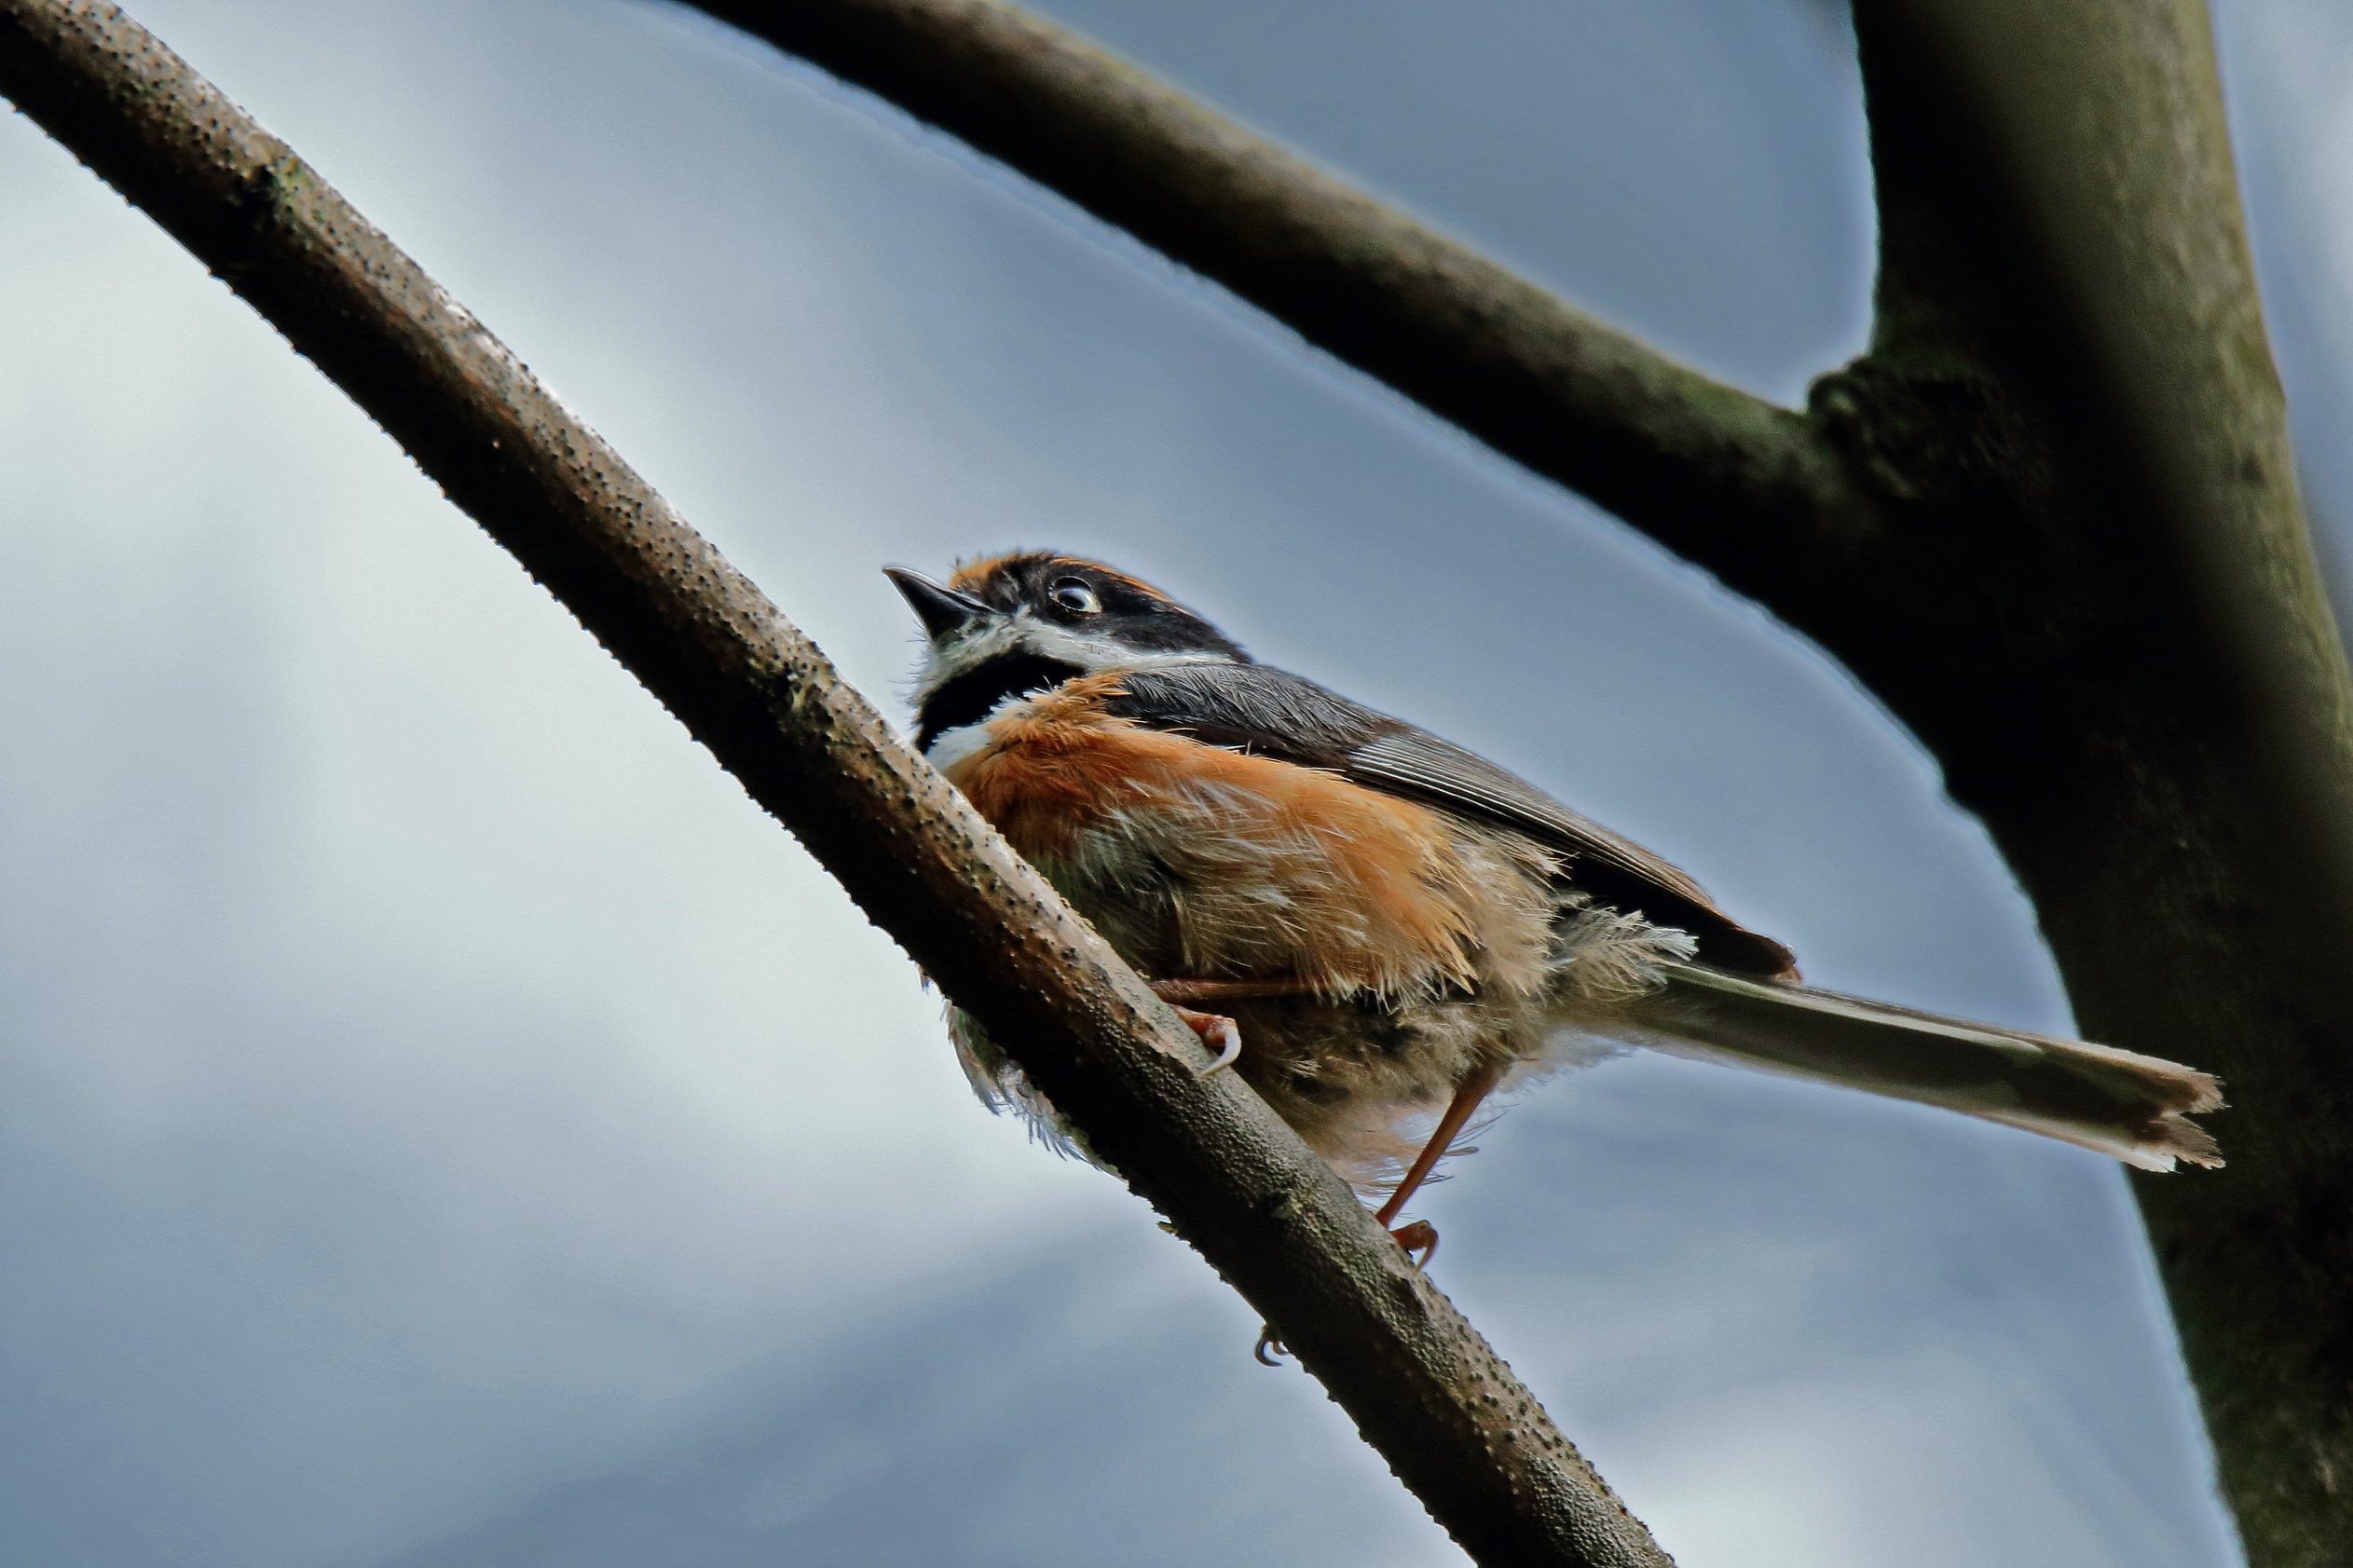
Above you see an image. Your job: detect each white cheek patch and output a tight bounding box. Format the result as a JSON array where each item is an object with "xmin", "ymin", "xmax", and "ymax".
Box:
[
  {"xmin": 1012, "ymin": 619, "xmax": 1198, "ymax": 673},
  {"xmin": 915, "ymin": 610, "xmax": 1237, "ymax": 704}
]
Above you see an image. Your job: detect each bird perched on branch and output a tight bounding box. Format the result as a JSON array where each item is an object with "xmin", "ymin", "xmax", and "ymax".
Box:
[{"xmin": 887, "ymin": 552, "xmax": 2222, "ymax": 1261}]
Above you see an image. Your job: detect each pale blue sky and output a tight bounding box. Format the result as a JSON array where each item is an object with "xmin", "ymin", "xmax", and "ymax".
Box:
[{"xmin": 2, "ymin": 2, "xmax": 2344, "ymax": 1562}]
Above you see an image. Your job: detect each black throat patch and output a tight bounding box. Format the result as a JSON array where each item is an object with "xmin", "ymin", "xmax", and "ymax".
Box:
[{"xmin": 915, "ymin": 654, "xmax": 1088, "ymax": 753}]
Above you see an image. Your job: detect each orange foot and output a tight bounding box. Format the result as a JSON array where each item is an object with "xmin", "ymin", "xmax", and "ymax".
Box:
[{"xmin": 1389, "ymin": 1220, "xmax": 1438, "ymax": 1268}]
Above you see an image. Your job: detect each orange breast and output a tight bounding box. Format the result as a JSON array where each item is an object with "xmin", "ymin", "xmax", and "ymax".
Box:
[{"xmin": 941, "ymin": 674, "xmax": 1500, "ymax": 998}]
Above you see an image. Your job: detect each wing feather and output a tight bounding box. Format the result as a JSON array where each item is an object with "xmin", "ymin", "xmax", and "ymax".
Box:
[{"xmin": 1103, "ymin": 663, "xmax": 1796, "ymax": 976}]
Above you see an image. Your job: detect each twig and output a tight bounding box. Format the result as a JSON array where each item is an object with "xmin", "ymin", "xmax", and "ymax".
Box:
[
  {"xmin": 0, "ymin": 2, "xmax": 1674, "ymax": 1562},
  {"xmin": 677, "ymin": 0, "xmax": 1857, "ymax": 603}
]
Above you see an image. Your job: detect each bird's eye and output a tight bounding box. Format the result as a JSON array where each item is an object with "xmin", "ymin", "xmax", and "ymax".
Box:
[{"xmin": 1049, "ymin": 577, "xmax": 1101, "ymax": 615}]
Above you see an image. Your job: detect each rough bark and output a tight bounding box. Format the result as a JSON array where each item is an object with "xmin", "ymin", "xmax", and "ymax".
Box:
[
  {"xmin": 1825, "ymin": 7, "xmax": 2353, "ymax": 1561},
  {"xmin": 677, "ymin": 0, "xmax": 2353, "ymax": 1559},
  {"xmin": 0, "ymin": 3, "xmax": 1676, "ymax": 1563}
]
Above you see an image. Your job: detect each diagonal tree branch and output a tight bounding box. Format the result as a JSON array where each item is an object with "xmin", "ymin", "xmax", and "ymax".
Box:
[
  {"xmin": 675, "ymin": 0, "xmax": 1859, "ymax": 605},
  {"xmin": 0, "ymin": 2, "xmax": 1673, "ymax": 1563}
]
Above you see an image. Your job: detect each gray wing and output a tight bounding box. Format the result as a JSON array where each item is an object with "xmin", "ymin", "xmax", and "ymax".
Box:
[{"xmin": 1104, "ymin": 662, "xmax": 1797, "ymax": 977}]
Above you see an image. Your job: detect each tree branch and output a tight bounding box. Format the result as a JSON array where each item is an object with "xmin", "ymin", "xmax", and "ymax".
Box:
[
  {"xmin": 0, "ymin": 2, "xmax": 1674, "ymax": 1562},
  {"xmin": 1829, "ymin": 6, "xmax": 2353, "ymax": 1561},
  {"xmin": 676, "ymin": 0, "xmax": 1856, "ymax": 604}
]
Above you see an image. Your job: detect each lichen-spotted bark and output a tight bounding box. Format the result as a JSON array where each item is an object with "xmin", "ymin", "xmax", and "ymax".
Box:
[{"xmin": 0, "ymin": 2, "xmax": 1674, "ymax": 1562}]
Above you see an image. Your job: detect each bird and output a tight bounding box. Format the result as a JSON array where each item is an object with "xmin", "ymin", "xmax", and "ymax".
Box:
[{"xmin": 885, "ymin": 552, "xmax": 2223, "ymax": 1263}]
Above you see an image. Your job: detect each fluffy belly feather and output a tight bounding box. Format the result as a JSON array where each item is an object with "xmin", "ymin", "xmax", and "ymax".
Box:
[{"xmin": 931, "ymin": 675, "xmax": 1684, "ymax": 1190}]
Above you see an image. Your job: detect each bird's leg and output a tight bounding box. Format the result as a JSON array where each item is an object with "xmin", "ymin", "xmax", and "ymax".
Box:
[
  {"xmin": 1148, "ymin": 976, "xmax": 1318, "ymax": 1078},
  {"xmin": 1151, "ymin": 977, "xmax": 1320, "ymax": 1005},
  {"xmin": 1374, "ymin": 1062, "xmax": 1505, "ymax": 1263}
]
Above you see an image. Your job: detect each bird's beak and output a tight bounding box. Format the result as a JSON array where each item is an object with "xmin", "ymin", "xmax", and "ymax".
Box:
[{"xmin": 883, "ymin": 567, "xmax": 996, "ymax": 639}]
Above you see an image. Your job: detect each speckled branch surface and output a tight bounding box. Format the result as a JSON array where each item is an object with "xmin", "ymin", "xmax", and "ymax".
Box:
[
  {"xmin": 678, "ymin": 0, "xmax": 1855, "ymax": 604},
  {"xmin": 0, "ymin": 3, "xmax": 1672, "ymax": 1563}
]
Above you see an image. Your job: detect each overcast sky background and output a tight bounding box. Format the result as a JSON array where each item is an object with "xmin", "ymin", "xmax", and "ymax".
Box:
[{"xmin": 3, "ymin": 2, "xmax": 2348, "ymax": 1564}]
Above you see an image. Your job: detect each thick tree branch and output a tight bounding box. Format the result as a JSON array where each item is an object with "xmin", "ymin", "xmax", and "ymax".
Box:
[
  {"xmin": 0, "ymin": 3, "xmax": 1674, "ymax": 1563},
  {"xmin": 1827, "ymin": 6, "xmax": 2353, "ymax": 1562},
  {"xmin": 676, "ymin": 0, "xmax": 1857, "ymax": 604}
]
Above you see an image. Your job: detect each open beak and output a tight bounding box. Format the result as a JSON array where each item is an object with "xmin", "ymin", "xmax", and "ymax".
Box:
[{"xmin": 883, "ymin": 567, "xmax": 996, "ymax": 639}]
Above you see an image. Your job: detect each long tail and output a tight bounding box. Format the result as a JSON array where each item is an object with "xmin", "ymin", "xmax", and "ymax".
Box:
[{"xmin": 1621, "ymin": 964, "xmax": 2223, "ymax": 1171}]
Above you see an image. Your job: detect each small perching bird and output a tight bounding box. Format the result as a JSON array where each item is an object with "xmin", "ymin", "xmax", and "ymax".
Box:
[{"xmin": 889, "ymin": 552, "xmax": 2222, "ymax": 1260}]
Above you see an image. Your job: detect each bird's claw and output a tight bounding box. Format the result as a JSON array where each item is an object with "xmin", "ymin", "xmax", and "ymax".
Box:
[
  {"xmin": 1170, "ymin": 1005, "xmax": 1243, "ymax": 1076},
  {"xmin": 1254, "ymin": 1326, "xmax": 1291, "ymax": 1366},
  {"xmin": 1389, "ymin": 1220, "xmax": 1439, "ymax": 1268}
]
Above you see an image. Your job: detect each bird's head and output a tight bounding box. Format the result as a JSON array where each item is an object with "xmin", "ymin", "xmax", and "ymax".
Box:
[{"xmin": 885, "ymin": 552, "xmax": 1246, "ymax": 753}]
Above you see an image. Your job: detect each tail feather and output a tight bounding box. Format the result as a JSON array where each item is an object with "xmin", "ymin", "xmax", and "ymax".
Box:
[{"xmin": 1627, "ymin": 964, "xmax": 2223, "ymax": 1172}]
